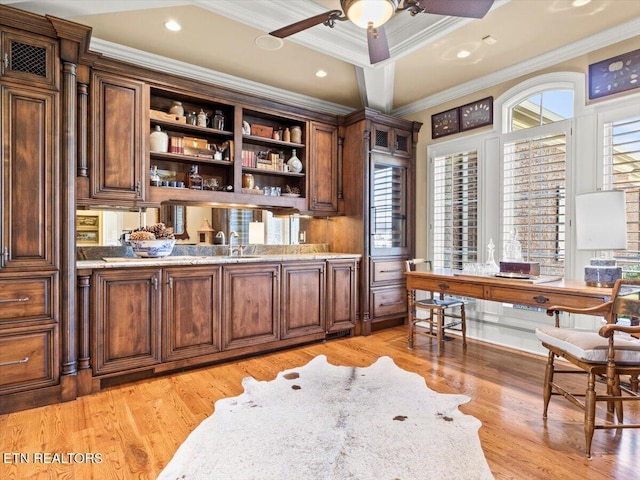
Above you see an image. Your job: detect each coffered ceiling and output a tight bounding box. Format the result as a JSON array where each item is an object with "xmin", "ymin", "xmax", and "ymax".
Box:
[{"xmin": 2, "ymin": 0, "xmax": 639, "ymax": 116}]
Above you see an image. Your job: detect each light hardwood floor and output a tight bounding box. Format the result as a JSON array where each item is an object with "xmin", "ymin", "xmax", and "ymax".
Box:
[{"xmin": 1, "ymin": 326, "xmax": 637, "ymax": 479}]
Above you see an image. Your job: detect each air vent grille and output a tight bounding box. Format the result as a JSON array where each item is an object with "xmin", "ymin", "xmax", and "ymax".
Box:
[{"xmin": 10, "ymin": 40, "xmax": 47, "ymax": 77}]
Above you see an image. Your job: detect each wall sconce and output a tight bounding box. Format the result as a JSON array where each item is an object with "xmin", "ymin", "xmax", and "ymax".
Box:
[{"xmin": 575, "ymin": 190, "xmax": 627, "ymax": 287}]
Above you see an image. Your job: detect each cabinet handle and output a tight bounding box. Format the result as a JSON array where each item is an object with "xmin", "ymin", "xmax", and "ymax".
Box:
[
  {"xmin": 3, "ymin": 53, "xmax": 8, "ymax": 69},
  {"xmin": 0, "ymin": 356, "xmax": 29, "ymax": 367},
  {"xmin": 380, "ymin": 300, "xmax": 404, "ymax": 306},
  {"xmin": 438, "ymin": 283, "xmax": 450, "ymax": 291},
  {"xmin": 3, "ymin": 247, "xmax": 8, "ymax": 262},
  {"xmin": 168, "ymin": 278, "xmax": 173, "ymax": 289},
  {"xmin": 136, "ymin": 181, "xmax": 141, "ymax": 195},
  {"xmin": 380, "ymin": 269, "xmax": 402, "ymax": 273},
  {"xmin": 152, "ymin": 277, "xmax": 158, "ymax": 290},
  {"xmin": 0, "ymin": 296, "xmax": 30, "ymax": 304},
  {"xmin": 533, "ymin": 295, "xmax": 549, "ymax": 304}
]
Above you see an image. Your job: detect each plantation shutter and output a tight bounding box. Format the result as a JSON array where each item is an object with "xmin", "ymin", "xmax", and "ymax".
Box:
[
  {"xmin": 432, "ymin": 151, "xmax": 478, "ymax": 270},
  {"xmin": 603, "ymin": 115, "xmax": 640, "ymax": 268},
  {"xmin": 502, "ymin": 132, "xmax": 566, "ymax": 276}
]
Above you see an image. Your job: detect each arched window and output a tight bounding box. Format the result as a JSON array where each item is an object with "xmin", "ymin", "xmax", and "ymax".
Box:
[{"xmin": 509, "ymin": 89, "xmax": 574, "ymax": 131}]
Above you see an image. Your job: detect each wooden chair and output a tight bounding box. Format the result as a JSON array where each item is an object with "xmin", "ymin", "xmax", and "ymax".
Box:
[
  {"xmin": 536, "ymin": 277, "xmax": 640, "ymax": 458},
  {"xmin": 405, "ymin": 259, "xmax": 466, "ymax": 356}
]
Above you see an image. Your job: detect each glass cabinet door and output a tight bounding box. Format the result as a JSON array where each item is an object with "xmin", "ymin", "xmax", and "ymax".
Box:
[{"xmin": 371, "ymin": 158, "xmax": 409, "ymax": 255}]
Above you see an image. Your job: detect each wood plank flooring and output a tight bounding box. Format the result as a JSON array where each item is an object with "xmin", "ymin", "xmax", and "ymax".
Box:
[{"xmin": 1, "ymin": 326, "xmax": 637, "ymax": 479}]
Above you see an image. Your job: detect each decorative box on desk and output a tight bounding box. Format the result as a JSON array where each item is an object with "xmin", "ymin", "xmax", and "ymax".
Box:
[{"xmin": 500, "ymin": 261, "xmax": 540, "ymax": 276}]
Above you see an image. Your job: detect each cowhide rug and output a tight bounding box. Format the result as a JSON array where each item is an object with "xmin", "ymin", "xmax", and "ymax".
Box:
[{"xmin": 158, "ymin": 355, "xmax": 494, "ymax": 479}]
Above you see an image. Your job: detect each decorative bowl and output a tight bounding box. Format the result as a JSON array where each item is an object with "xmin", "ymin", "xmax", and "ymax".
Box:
[{"xmin": 130, "ymin": 239, "xmax": 176, "ymax": 258}]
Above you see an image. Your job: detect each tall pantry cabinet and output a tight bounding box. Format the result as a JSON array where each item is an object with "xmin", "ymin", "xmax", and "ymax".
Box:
[
  {"xmin": 330, "ymin": 108, "xmax": 421, "ymax": 335},
  {"xmin": 0, "ymin": 7, "xmax": 91, "ymax": 413}
]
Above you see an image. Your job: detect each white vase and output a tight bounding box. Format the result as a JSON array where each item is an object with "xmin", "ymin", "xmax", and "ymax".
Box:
[
  {"xmin": 150, "ymin": 125, "xmax": 169, "ymax": 152},
  {"xmin": 287, "ymin": 149, "xmax": 303, "ymax": 173}
]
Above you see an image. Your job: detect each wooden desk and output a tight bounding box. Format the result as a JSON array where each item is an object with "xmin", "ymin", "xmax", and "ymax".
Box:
[{"xmin": 405, "ymin": 270, "xmax": 612, "ymax": 312}]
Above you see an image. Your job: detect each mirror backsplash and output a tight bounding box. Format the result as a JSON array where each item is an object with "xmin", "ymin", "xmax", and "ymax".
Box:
[{"xmin": 76, "ymin": 206, "xmax": 322, "ymax": 247}]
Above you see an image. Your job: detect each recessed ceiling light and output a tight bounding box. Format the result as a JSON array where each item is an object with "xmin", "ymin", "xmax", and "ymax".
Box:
[
  {"xmin": 571, "ymin": 0, "xmax": 591, "ymax": 7},
  {"xmin": 255, "ymin": 35, "xmax": 284, "ymax": 51},
  {"xmin": 315, "ymin": 70, "xmax": 328, "ymax": 78},
  {"xmin": 164, "ymin": 20, "xmax": 181, "ymax": 32},
  {"xmin": 456, "ymin": 50, "xmax": 471, "ymax": 59}
]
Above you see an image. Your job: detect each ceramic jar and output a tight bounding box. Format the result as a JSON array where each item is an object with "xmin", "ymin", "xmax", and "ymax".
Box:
[
  {"xmin": 290, "ymin": 126, "xmax": 302, "ymax": 144},
  {"xmin": 197, "ymin": 109, "xmax": 210, "ymax": 127},
  {"xmin": 149, "ymin": 125, "xmax": 169, "ymax": 152},
  {"xmin": 242, "ymin": 173, "xmax": 255, "ymax": 189},
  {"xmin": 169, "ymin": 101, "xmax": 184, "ymax": 116}
]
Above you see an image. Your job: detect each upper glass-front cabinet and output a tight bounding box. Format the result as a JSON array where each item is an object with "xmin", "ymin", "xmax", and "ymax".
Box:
[{"xmin": 370, "ymin": 157, "xmax": 410, "ymax": 256}]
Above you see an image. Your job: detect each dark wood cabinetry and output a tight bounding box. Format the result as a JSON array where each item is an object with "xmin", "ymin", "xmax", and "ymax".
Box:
[
  {"xmin": 326, "ymin": 259, "xmax": 358, "ymax": 333},
  {"xmin": 0, "ymin": 13, "xmax": 65, "ymax": 414},
  {"xmin": 308, "ymin": 121, "xmax": 340, "ymax": 214},
  {"xmin": 88, "ymin": 71, "xmax": 146, "ymax": 205},
  {"xmin": 222, "ymin": 263, "xmax": 280, "ymax": 350},
  {"xmin": 329, "ymin": 109, "xmax": 421, "ymax": 334},
  {"xmin": 281, "ymin": 261, "xmax": 326, "ymax": 339},
  {"xmin": 162, "ymin": 266, "xmax": 221, "ymax": 361},
  {"xmin": 92, "ymin": 268, "xmax": 161, "ymax": 375}
]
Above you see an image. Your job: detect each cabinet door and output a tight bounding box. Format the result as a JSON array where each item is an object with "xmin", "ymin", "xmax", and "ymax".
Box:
[
  {"xmin": 0, "ymin": 27, "xmax": 57, "ymax": 88},
  {"xmin": 93, "ymin": 269, "xmax": 161, "ymax": 375},
  {"xmin": 308, "ymin": 121, "xmax": 338, "ymax": 213},
  {"xmin": 281, "ymin": 262, "xmax": 325, "ymax": 339},
  {"xmin": 392, "ymin": 128, "xmax": 412, "ymax": 158},
  {"xmin": 370, "ymin": 156, "xmax": 411, "ymax": 256},
  {"xmin": 222, "ymin": 264, "xmax": 279, "ymax": 349},
  {"xmin": 371, "ymin": 123, "xmax": 411, "ymax": 158},
  {"xmin": 326, "ymin": 259, "xmax": 357, "ymax": 333},
  {"xmin": 90, "ymin": 71, "xmax": 145, "ymax": 203},
  {"xmin": 1, "ymin": 85, "xmax": 57, "ymax": 270},
  {"xmin": 163, "ymin": 266, "xmax": 221, "ymax": 361}
]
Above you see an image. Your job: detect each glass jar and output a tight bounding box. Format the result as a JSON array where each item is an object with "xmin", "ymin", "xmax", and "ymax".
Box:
[{"xmin": 213, "ymin": 110, "xmax": 225, "ymax": 130}]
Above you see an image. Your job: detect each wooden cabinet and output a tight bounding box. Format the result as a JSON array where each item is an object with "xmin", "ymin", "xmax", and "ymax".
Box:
[
  {"xmin": 308, "ymin": 121, "xmax": 339, "ymax": 214},
  {"xmin": 371, "ymin": 122, "xmax": 412, "ymax": 158},
  {"xmin": 0, "ymin": 26, "xmax": 58, "ymax": 88},
  {"xmin": 162, "ymin": 266, "xmax": 221, "ymax": 361},
  {"xmin": 89, "ymin": 71, "xmax": 146, "ymax": 204},
  {"xmin": 281, "ymin": 261, "xmax": 325, "ymax": 339},
  {"xmin": 1, "ymin": 84, "xmax": 57, "ymax": 270},
  {"xmin": 326, "ymin": 259, "xmax": 357, "ymax": 333},
  {"xmin": 0, "ymin": 325, "xmax": 58, "ymax": 395},
  {"xmin": 328, "ymin": 108, "xmax": 421, "ymax": 333},
  {"xmin": 92, "ymin": 268, "xmax": 161, "ymax": 375},
  {"xmin": 222, "ymin": 263, "xmax": 280, "ymax": 350}
]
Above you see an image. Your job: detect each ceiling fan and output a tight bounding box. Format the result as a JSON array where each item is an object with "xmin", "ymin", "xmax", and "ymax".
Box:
[{"xmin": 269, "ymin": 0, "xmax": 494, "ymax": 64}]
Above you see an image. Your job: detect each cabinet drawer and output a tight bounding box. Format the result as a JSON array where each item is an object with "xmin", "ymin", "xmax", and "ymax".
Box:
[
  {"xmin": 488, "ymin": 286, "xmax": 595, "ymax": 310},
  {"xmin": 371, "ymin": 285, "xmax": 407, "ymax": 319},
  {"xmin": 371, "ymin": 258, "xmax": 406, "ymax": 284},
  {"xmin": 0, "ymin": 326, "xmax": 57, "ymax": 394},
  {"xmin": 0, "ymin": 276, "xmax": 54, "ymax": 323}
]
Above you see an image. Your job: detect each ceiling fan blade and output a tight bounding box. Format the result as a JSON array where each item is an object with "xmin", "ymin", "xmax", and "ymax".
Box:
[
  {"xmin": 269, "ymin": 10, "xmax": 343, "ymax": 38},
  {"xmin": 368, "ymin": 25, "xmax": 390, "ymax": 64},
  {"xmin": 416, "ymin": 0, "xmax": 494, "ymax": 19}
]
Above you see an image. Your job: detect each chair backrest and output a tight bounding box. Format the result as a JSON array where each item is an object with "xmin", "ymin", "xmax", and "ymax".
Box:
[
  {"xmin": 405, "ymin": 258, "xmax": 432, "ymax": 273},
  {"xmin": 612, "ymin": 278, "xmax": 640, "ymax": 326}
]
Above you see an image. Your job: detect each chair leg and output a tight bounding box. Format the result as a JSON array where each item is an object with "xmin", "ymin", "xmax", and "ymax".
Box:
[
  {"xmin": 585, "ymin": 372, "xmax": 597, "ymax": 459},
  {"xmin": 436, "ymin": 308, "xmax": 444, "ymax": 356},
  {"xmin": 460, "ymin": 304, "xmax": 467, "ymax": 351},
  {"xmin": 407, "ymin": 289, "xmax": 415, "ymax": 350},
  {"xmin": 542, "ymin": 350, "xmax": 555, "ymax": 418}
]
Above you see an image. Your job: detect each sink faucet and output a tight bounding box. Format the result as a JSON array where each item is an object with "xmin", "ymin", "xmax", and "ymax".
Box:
[
  {"xmin": 229, "ymin": 231, "xmax": 241, "ymax": 256},
  {"xmin": 215, "ymin": 231, "xmax": 226, "ymax": 245}
]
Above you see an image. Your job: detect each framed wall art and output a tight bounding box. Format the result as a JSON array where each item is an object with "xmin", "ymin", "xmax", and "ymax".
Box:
[
  {"xmin": 588, "ymin": 49, "xmax": 640, "ymax": 100},
  {"xmin": 460, "ymin": 96, "xmax": 493, "ymax": 132},
  {"xmin": 76, "ymin": 213, "xmax": 101, "ymax": 245},
  {"xmin": 431, "ymin": 107, "xmax": 460, "ymax": 139}
]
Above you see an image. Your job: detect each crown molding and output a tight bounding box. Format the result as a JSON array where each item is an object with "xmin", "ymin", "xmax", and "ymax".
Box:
[
  {"xmin": 393, "ymin": 19, "xmax": 640, "ymax": 117},
  {"xmin": 90, "ymin": 38, "xmax": 354, "ymax": 116}
]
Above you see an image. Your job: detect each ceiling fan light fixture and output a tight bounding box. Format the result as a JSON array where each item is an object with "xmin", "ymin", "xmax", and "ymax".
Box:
[{"xmin": 341, "ymin": 0, "xmax": 398, "ymax": 29}]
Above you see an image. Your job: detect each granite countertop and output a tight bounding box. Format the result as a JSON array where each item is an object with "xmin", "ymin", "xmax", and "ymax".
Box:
[{"xmin": 77, "ymin": 253, "xmax": 361, "ymax": 269}]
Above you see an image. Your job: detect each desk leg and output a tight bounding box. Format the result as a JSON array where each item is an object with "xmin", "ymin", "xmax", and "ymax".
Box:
[{"xmin": 407, "ymin": 288, "xmax": 415, "ymax": 349}]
